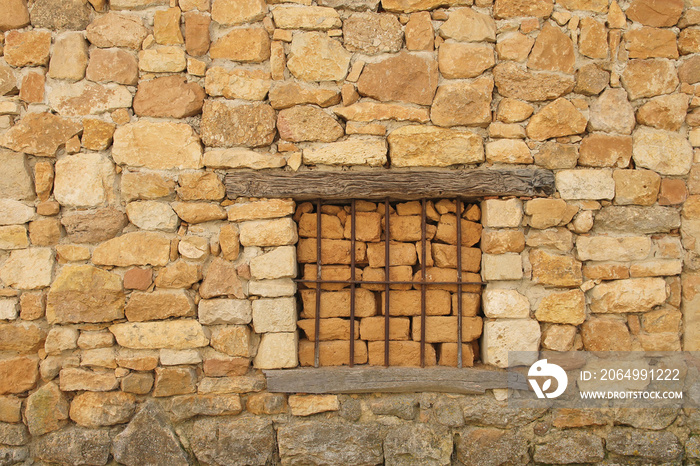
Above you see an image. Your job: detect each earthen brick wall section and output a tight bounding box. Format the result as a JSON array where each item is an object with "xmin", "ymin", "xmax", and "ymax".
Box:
[{"xmin": 0, "ymin": 0, "xmax": 698, "ymax": 463}]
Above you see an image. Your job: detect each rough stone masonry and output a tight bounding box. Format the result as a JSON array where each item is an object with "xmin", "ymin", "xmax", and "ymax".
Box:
[{"xmin": 0, "ymin": 0, "xmax": 699, "ymax": 463}]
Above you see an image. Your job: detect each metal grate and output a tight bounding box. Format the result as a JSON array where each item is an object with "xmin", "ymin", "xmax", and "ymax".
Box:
[{"xmin": 295, "ymin": 198, "xmax": 485, "ymax": 368}]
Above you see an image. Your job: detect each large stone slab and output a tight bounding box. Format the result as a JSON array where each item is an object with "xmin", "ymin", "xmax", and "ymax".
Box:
[
  {"xmin": 303, "ymin": 138, "xmax": 387, "ymax": 167},
  {"xmin": 388, "ymin": 125, "xmax": 484, "ymax": 167},
  {"xmin": 595, "ymin": 205, "xmax": 681, "ymax": 233},
  {"xmin": 46, "ymin": 265, "xmax": 125, "ymax": 324},
  {"xmin": 61, "ymin": 208, "xmax": 127, "ymax": 243},
  {"xmin": 622, "ymin": 59, "xmax": 679, "ymax": 100},
  {"xmin": 25, "ymin": 382, "xmax": 68, "ymax": 436},
  {"xmin": 589, "ymin": 277, "xmax": 667, "ymax": 313},
  {"xmin": 431, "ymin": 77, "xmax": 493, "ymax": 127},
  {"xmin": 113, "ymin": 121, "xmax": 203, "ymax": 169},
  {"xmin": 0, "ymin": 248, "xmax": 54, "ymax": 290},
  {"xmin": 48, "ymin": 81, "xmax": 133, "ymax": 117},
  {"xmin": 201, "ymin": 100, "xmax": 276, "ymax": 148},
  {"xmin": 191, "ymin": 416, "xmax": 276, "ymax": 466},
  {"xmin": 30, "ymin": 0, "xmax": 90, "ymax": 29},
  {"xmin": 32, "ymin": 427, "xmax": 111, "ymax": 466},
  {"xmin": 54, "ymin": 153, "xmax": 114, "ymax": 208},
  {"xmin": 86, "ymin": 12, "xmax": 149, "ymax": 49}
]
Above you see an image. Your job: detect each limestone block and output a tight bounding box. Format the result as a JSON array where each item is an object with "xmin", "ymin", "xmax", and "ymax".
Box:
[{"xmin": 482, "ymin": 319, "xmax": 541, "ymax": 368}]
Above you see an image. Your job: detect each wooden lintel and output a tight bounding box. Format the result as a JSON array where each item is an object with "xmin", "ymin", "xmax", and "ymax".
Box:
[
  {"xmin": 263, "ymin": 367, "xmax": 528, "ymax": 395},
  {"xmin": 225, "ymin": 168, "xmax": 555, "ymax": 201}
]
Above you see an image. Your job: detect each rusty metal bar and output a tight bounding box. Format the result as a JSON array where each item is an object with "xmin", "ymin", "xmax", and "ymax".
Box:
[
  {"xmin": 420, "ymin": 198, "xmax": 427, "ymax": 368},
  {"xmin": 384, "ymin": 198, "xmax": 391, "ymax": 367},
  {"xmin": 314, "ymin": 199, "xmax": 322, "ymax": 368},
  {"xmin": 456, "ymin": 199, "xmax": 464, "ymax": 369},
  {"xmin": 349, "ymin": 199, "xmax": 356, "ymax": 367},
  {"xmin": 296, "ymin": 279, "xmax": 484, "ymax": 286}
]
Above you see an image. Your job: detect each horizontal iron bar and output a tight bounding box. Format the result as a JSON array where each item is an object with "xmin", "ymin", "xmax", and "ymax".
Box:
[{"xmin": 294, "ymin": 279, "xmax": 485, "ymax": 286}]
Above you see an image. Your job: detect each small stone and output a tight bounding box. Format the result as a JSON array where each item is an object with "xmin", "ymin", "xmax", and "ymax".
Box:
[
  {"xmin": 70, "ymin": 391, "xmax": 136, "ymax": 428},
  {"xmin": 121, "ymin": 372, "xmax": 154, "ymax": 394},
  {"xmin": 0, "ymin": 200, "xmax": 33, "ymax": 226},
  {"xmin": 431, "ymin": 77, "xmax": 493, "ymax": 127},
  {"xmin": 92, "ymin": 231, "xmax": 171, "ymax": 267},
  {"xmin": 0, "ymin": 356, "xmax": 37, "ymax": 394},
  {"xmin": 49, "ymin": 33, "xmax": 88, "ymax": 82},
  {"xmin": 496, "ymin": 32, "xmax": 535, "ymax": 62},
  {"xmin": 456, "ymin": 427, "xmax": 529, "ymax": 466},
  {"xmin": 626, "ymin": 27, "xmax": 679, "ymax": 59},
  {"xmin": 201, "ymin": 100, "xmax": 276, "ymax": 148},
  {"xmin": 0, "ymin": 226, "xmax": 27, "ymax": 250},
  {"xmin": 494, "ymin": 0, "xmax": 553, "ymax": 18},
  {"xmin": 481, "ymin": 253, "xmax": 523, "ymax": 281},
  {"xmin": 205, "ymin": 67, "xmax": 270, "ymax": 101},
  {"xmin": 254, "ymin": 332, "xmax": 298, "ymax": 369},
  {"xmin": 534, "ymin": 432, "xmax": 605, "ymax": 464},
  {"xmin": 198, "ymin": 299, "xmax": 251, "ymax": 325},
  {"xmin": 536, "ymin": 289, "xmax": 585, "ymax": 325},
  {"xmin": 61, "ymin": 208, "xmax": 127, "ymax": 243},
  {"xmin": 3, "ymin": 31, "xmax": 50, "ymax": 67},
  {"xmin": 211, "ymin": 0, "xmax": 266, "ymax": 25},
  {"xmin": 680, "ymin": 56, "xmax": 700, "ymax": 84},
  {"xmin": 440, "ymin": 7, "xmax": 495, "ymax": 42},
  {"xmin": 154, "ymin": 7, "xmax": 184, "ymax": 45},
  {"xmin": 588, "ymin": 88, "xmax": 635, "ymax": 135},
  {"xmin": 633, "ymin": 126, "xmax": 693, "ymax": 176},
  {"xmin": 530, "ymin": 250, "xmax": 582, "ymax": 287},
  {"xmin": 273, "ymin": 5, "xmax": 341, "ymax": 30},
  {"xmin": 210, "ymin": 27, "xmax": 270, "ymax": 62},
  {"xmin": 438, "ymin": 43, "xmax": 494, "ymax": 79},
  {"xmin": 0, "ymin": 0, "xmax": 30, "ymax": 31},
  {"xmin": 86, "ymin": 12, "xmax": 149, "ymax": 49},
  {"xmin": 303, "ymin": 138, "xmax": 388, "ymax": 167},
  {"xmin": 192, "ymin": 417, "xmax": 275, "ymax": 465},
  {"xmin": 125, "ymin": 290, "xmax": 193, "ymax": 322},
  {"xmin": 54, "ymin": 153, "xmax": 114, "ymax": 208},
  {"xmin": 178, "ymin": 236, "xmax": 209, "ymax": 261},
  {"xmin": 497, "ymin": 98, "xmax": 534, "ymax": 123},
  {"xmin": 486, "ymin": 139, "xmax": 532, "ymax": 164},
  {"xmin": 250, "ymin": 246, "xmax": 296, "ymax": 280},
  {"xmin": 0, "ymin": 112, "xmax": 82, "ymax": 157},
  {"xmin": 33, "ymin": 427, "xmax": 110, "ymax": 466},
  {"xmin": 30, "ymin": 0, "xmax": 90, "ymax": 29},
  {"xmin": 481, "ymin": 230, "xmax": 525, "ymax": 254},
  {"xmin": 110, "ymin": 319, "xmax": 209, "ymax": 349},
  {"xmin": 622, "ymin": 59, "xmax": 679, "ymax": 100},
  {"xmin": 597, "ymin": 205, "xmax": 680, "ymax": 233},
  {"xmin": 113, "ymin": 120, "xmax": 202, "ymax": 169},
  {"xmin": 388, "ymin": 125, "xmax": 484, "ymax": 167},
  {"xmin": 556, "ymin": 169, "xmax": 615, "ymax": 200},
  {"xmin": 607, "ymin": 428, "xmax": 682, "ymax": 462},
  {"xmin": 200, "ymin": 257, "xmax": 245, "ymax": 299},
  {"xmin": 82, "ymin": 119, "xmax": 116, "ymax": 151},
  {"xmin": 86, "ymin": 48, "xmax": 139, "ymax": 86},
  {"xmin": 278, "ymin": 106, "xmax": 343, "ymax": 143},
  {"xmin": 227, "ymin": 198, "xmax": 295, "ymax": 222},
  {"xmin": 289, "ymin": 394, "xmax": 339, "ymax": 416},
  {"xmin": 627, "ymin": 0, "xmax": 683, "ymax": 27},
  {"xmin": 525, "ymin": 199, "xmax": 578, "ymax": 229},
  {"xmin": 25, "ymin": 382, "xmax": 68, "ymax": 436},
  {"xmin": 578, "ymin": 133, "xmax": 633, "ymax": 168},
  {"xmin": 357, "ymin": 51, "xmax": 437, "ymax": 106},
  {"xmin": 138, "ymin": 46, "xmax": 186, "ymax": 72},
  {"xmin": 483, "ymin": 289, "xmax": 529, "ymax": 318},
  {"xmin": 155, "ymin": 261, "xmax": 201, "ymax": 289},
  {"xmin": 528, "ymin": 24, "xmax": 575, "ymax": 74},
  {"xmin": 482, "ymin": 319, "xmax": 541, "ymax": 368},
  {"xmin": 527, "ymin": 98, "xmax": 588, "ymax": 141},
  {"xmin": 659, "ymin": 178, "xmax": 688, "ymax": 205},
  {"xmin": 269, "ymin": 82, "xmax": 340, "ymax": 109},
  {"xmin": 184, "ymin": 11, "xmax": 211, "ymax": 56},
  {"xmin": 494, "ymin": 62, "xmax": 575, "ymax": 101},
  {"xmin": 59, "ymin": 367, "xmax": 119, "ymax": 391},
  {"xmin": 0, "ymin": 396, "xmax": 23, "ymax": 423},
  {"xmin": 579, "ymin": 17, "xmax": 608, "ymax": 58},
  {"xmin": 0, "ymin": 150, "xmax": 32, "ymax": 201},
  {"xmin": 637, "ymin": 94, "xmax": 689, "ymax": 132},
  {"xmin": 575, "ymin": 63, "xmax": 610, "ymax": 96},
  {"xmin": 405, "ymin": 11, "xmax": 434, "ymax": 51},
  {"xmin": 613, "ymin": 169, "xmax": 661, "ymax": 205},
  {"xmin": 589, "ymin": 277, "xmax": 666, "ymax": 313},
  {"xmin": 0, "ymin": 248, "xmax": 53, "ymax": 290},
  {"xmin": 134, "ymin": 75, "xmax": 204, "ymax": 119}
]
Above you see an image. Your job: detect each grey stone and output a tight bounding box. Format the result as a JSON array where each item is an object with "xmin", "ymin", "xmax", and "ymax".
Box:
[
  {"xmin": 368, "ymin": 394, "xmax": 418, "ymax": 420},
  {"xmin": 0, "ymin": 447, "xmax": 28, "ymax": 466},
  {"xmin": 0, "ymin": 422, "xmax": 28, "ymax": 446},
  {"xmin": 113, "ymin": 401, "xmax": 189, "ymax": 466},
  {"xmin": 30, "ymin": 0, "xmax": 91, "ymax": 30},
  {"xmin": 434, "ymin": 398, "xmax": 465, "ymax": 427},
  {"xmin": 455, "ymin": 427, "xmax": 529, "ymax": 466},
  {"xmin": 613, "ymin": 407, "xmax": 679, "ymax": 430},
  {"xmin": 594, "ymin": 206, "xmax": 681, "ymax": 234},
  {"xmin": 384, "ymin": 423, "xmax": 452, "ymax": 466},
  {"xmin": 278, "ymin": 420, "xmax": 384, "ymax": 465},
  {"xmin": 339, "ymin": 395, "xmax": 362, "ymax": 421},
  {"xmin": 32, "ymin": 427, "xmax": 111, "ymax": 466},
  {"xmin": 61, "ymin": 208, "xmax": 128, "ymax": 243},
  {"xmin": 191, "ymin": 416, "xmax": 275, "ymax": 466},
  {"xmin": 534, "ymin": 431, "xmax": 604, "ymax": 464},
  {"xmin": 318, "ymin": 0, "xmax": 380, "ymax": 9},
  {"xmin": 606, "ymin": 428, "xmax": 682, "ymax": 462},
  {"xmin": 462, "ymin": 395, "xmax": 547, "ymax": 428},
  {"xmin": 687, "ymin": 436, "xmax": 700, "ymax": 459}
]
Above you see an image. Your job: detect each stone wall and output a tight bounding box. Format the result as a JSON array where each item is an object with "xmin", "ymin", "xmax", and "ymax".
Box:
[{"xmin": 0, "ymin": 0, "xmax": 699, "ymax": 463}]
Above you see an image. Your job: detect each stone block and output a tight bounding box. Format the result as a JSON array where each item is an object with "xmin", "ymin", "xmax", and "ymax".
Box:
[
  {"xmin": 482, "ymin": 319, "xmax": 540, "ymax": 368},
  {"xmin": 252, "ymin": 297, "xmax": 297, "ymax": 333},
  {"xmin": 481, "ymin": 199, "xmax": 522, "ymax": 228},
  {"xmin": 556, "ymin": 169, "xmax": 615, "ymax": 200},
  {"xmin": 254, "ymin": 332, "xmax": 298, "ymax": 369},
  {"xmin": 483, "ymin": 288, "xmax": 530, "ymax": 318},
  {"xmin": 481, "ymin": 254, "xmax": 523, "ymax": 281}
]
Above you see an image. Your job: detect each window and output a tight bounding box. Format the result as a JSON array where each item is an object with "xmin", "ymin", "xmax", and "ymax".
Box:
[{"xmin": 295, "ymin": 198, "xmax": 484, "ymax": 368}]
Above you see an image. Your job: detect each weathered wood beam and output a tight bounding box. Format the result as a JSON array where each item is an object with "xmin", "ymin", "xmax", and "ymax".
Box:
[
  {"xmin": 225, "ymin": 168, "xmax": 555, "ymax": 201},
  {"xmin": 264, "ymin": 367, "xmax": 527, "ymax": 394}
]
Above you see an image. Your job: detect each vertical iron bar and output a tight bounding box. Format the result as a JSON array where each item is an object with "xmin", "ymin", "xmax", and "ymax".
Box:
[
  {"xmin": 314, "ymin": 200, "xmax": 322, "ymax": 368},
  {"xmin": 456, "ymin": 199, "xmax": 463, "ymax": 369},
  {"xmin": 349, "ymin": 200, "xmax": 356, "ymax": 367},
  {"xmin": 420, "ymin": 198, "xmax": 427, "ymax": 368},
  {"xmin": 384, "ymin": 198, "xmax": 391, "ymax": 367}
]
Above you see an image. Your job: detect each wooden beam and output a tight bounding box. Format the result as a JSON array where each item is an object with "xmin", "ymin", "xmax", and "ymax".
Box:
[
  {"xmin": 225, "ymin": 168, "xmax": 555, "ymax": 201},
  {"xmin": 263, "ymin": 367, "xmax": 528, "ymax": 394}
]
